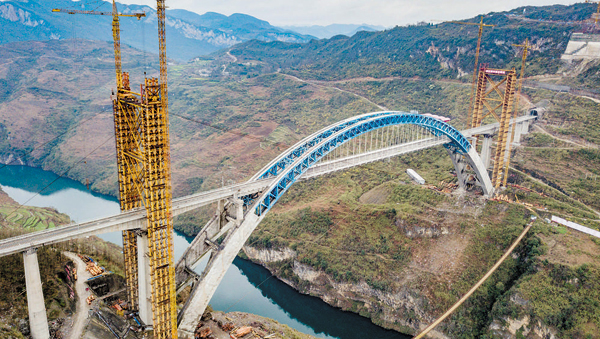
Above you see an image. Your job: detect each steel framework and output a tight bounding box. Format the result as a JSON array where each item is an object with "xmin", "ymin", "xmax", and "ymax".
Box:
[
  {"xmin": 471, "ymin": 65, "xmax": 517, "ymax": 189},
  {"xmin": 111, "ymin": 0, "xmax": 176, "ymax": 337},
  {"xmin": 113, "ymin": 78, "xmax": 176, "ymax": 338},
  {"xmin": 245, "ymin": 112, "xmax": 473, "ymax": 214}
]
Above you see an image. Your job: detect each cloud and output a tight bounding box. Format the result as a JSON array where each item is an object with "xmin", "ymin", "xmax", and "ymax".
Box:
[{"xmin": 115, "ymin": 0, "xmax": 576, "ymax": 27}]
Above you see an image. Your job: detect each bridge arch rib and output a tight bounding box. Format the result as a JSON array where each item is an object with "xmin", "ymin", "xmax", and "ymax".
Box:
[
  {"xmin": 245, "ymin": 111, "xmax": 490, "ymax": 214},
  {"xmin": 177, "ymin": 111, "xmax": 492, "ymax": 336}
]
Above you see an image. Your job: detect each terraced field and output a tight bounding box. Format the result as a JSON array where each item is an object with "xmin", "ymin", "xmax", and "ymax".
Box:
[{"xmin": 0, "ymin": 204, "xmax": 70, "ymax": 231}]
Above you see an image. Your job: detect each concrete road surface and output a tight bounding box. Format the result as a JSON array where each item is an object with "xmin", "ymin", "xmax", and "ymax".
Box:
[{"xmin": 63, "ymin": 252, "xmax": 93, "ymax": 339}]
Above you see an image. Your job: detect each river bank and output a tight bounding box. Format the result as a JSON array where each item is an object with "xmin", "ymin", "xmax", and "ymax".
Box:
[{"xmin": 0, "ymin": 165, "xmax": 413, "ymax": 339}]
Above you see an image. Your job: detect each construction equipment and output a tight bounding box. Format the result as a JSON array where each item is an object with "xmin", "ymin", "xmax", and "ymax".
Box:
[
  {"xmin": 51, "ymin": 7, "xmax": 145, "ymax": 19},
  {"xmin": 471, "ymin": 65, "xmax": 517, "ymax": 189},
  {"xmin": 585, "ymin": 0, "xmax": 600, "ymax": 29},
  {"xmin": 112, "ymin": 0, "xmax": 176, "ymax": 336},
  {"xmin": 442, "ymin": 17, "xmax": 494, "ymax": 126},
  {"xmin": 502, "ymin": 39, "xmax": 531, "ymax": 187},
  {"xmin": 54, "ymin": 1, "xmax": 177, "ymax": 338}
]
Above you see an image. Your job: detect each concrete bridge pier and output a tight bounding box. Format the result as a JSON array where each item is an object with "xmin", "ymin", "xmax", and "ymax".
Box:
[
  {"xmin": 448, "ymin": 149, "xmax": 468, "ymax": 189},
  {"xmin": 136, "ymin": 231, "xmax": 153, "ymax": 326},
  {"xmin": 511, "ymin": 120, "xmax": 530, "ymax": 145},
  {"xmin": 480, "ymin": 134, "xmax": 493, "ymax": 170},
  {"xmin": 521, "ymin": 120, "xmax": 530, "ymax": 136},
  {"xmin": 512, "ymin": 124, "xmax": 522, "ymax": 145},
  {"xmin": 23, "ymin": 248, "xmax": 50, "ymax": 339}
]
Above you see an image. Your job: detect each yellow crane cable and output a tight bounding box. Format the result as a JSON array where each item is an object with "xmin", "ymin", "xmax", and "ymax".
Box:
[{"xmin": 413, "ymin": 220, "xmax": 533, "ymax": 339}]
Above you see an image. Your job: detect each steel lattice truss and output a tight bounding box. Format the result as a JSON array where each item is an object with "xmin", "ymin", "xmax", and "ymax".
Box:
[
  {"xmin": 471, "ymin": 65, "xmax": 517, "ymax": 189},
  {"xmin": 245, "ymin": 112, "xmax": 471, "ymax": 215},
  {"xmin": 113, "ymin": 77, "xmax": 176, "ymax": 338}
]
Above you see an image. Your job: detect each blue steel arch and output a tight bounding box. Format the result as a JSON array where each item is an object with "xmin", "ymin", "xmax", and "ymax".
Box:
[{"xmin": 243, "ymin": 111, "xmax": 471, "ymax": 215}]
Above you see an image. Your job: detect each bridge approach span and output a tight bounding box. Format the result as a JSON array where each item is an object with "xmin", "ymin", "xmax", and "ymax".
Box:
[{"xmin": 0, "ymin": 113, "xmax": 535, "ymax": 259}]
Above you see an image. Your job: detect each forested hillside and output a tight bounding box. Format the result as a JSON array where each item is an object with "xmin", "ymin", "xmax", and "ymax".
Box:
[
  {"xmin": 0, "ymin": 0, "xmax": 313, "ymax": 61},
  {"xmin": 1, "ymin": 1, "xmax": 600, "ymax": 338},
  {"xmin": 227, "ymin": 3, "xmax": 598, "ymax": 80}
]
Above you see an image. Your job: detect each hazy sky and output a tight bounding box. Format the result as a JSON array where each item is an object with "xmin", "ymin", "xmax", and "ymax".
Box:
[{"xmin": 110, "ymin": 0, "xmax": 578, "ymax": 27}]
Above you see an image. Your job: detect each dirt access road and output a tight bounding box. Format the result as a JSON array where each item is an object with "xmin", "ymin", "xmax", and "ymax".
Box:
[{"xmin": 63, "ymin": 252, "xmax": 94, "ymax": 339}]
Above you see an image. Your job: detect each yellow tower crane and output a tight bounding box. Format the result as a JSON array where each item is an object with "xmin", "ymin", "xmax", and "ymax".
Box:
[
  {"xmin": 442, "ymin": 17, "xmax": 494, "ymax": 127},
  {"xmin": 55, "ymin": 1, "xmax": 178, "ymax": 338},
  {"xmin": 52, "ymin": 2, "xmax": 145, "ymax": 89},
  {"xmin": 110, "ymin": 0, "xmax": 177, "ymax": 337}
]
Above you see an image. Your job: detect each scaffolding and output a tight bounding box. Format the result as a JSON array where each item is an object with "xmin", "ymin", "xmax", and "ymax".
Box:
[
  {"xmin": 113, "ymin": 76, "xmax": 176, "ymax": 338},
  {"xmin": 111, "ymin": 0, "xmax": 176, "ymax": 337},
  {"xmin": 470, "ymin": 65, "xmax": 517, "ymax": 189}
]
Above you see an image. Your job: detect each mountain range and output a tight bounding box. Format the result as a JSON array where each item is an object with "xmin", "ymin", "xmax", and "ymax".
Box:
[
  {"xmin": 280, "ymin": 24, "xmax": 386, "ymax": 39},
  {"xmin": 0, "ymin": 0, "xmax": 314, "ymax": 60},
  {"xmin": 227, "ymin": 2, "xmax": 600, "ymax": 81}
]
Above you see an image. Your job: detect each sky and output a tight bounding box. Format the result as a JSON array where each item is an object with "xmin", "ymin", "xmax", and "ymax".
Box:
[{"xmin": 110, "ymin": 0, "xmax": 579, "ymax": 27}]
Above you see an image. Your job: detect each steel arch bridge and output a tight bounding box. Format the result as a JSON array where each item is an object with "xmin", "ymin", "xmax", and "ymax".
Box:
[
  {"xmin": 245, "ymin": 111, "xmax": 474, "ymax": 216},
  {"xmin": 177, "ymin": 111, "xmax": 493, "ymax": 335}
]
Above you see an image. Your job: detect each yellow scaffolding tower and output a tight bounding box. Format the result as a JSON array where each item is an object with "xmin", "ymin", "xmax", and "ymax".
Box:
[
  {"xmin": 55, "ymin": 1, "xmax": 176, "ymax": 337},
  {"xmin": 111, "ymin": 0, "xmax": 176, "ymax": 337},
  {"xmin": 113, "ymin": 77, "xmax": 176, "ymax": 338},
  {"xmin": 471, "ymin": 65, "xmax": 517, "ymax": 189}
]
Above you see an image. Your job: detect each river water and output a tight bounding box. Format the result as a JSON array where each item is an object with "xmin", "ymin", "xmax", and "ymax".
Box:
[{"xmin": 0, "ymin": 165, "xmax": 409, "ymax": 339}]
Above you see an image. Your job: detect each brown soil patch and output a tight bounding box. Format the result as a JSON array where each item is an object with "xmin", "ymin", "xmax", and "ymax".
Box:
[
  {"xmin": 538, "ymin": 231, "xmax": 600, "ymax": 267},
  {"xmin": 0, "ymin": 188, "xmax": 17, "ymax": 206},
  {"xmin": 195, "ymin": 311, "xmax": 317, "ymax": 339},
  {"xmin": 408, "ymin": 233, "xmax": 470, "ymax": 276},
  {"xmin": 359, "ymin": 183, "xmax": 391, "ymax": 204}
]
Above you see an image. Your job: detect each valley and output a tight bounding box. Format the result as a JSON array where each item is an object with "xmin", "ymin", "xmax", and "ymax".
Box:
[{"xmin": 1, "ymin": 1, "xmax": 600, "ymax": 338}]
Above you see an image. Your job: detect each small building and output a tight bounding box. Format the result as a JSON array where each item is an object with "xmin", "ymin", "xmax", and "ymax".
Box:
[{"xmin": 407, "ymin": 168, "xmax": 425, "ymax": 185}]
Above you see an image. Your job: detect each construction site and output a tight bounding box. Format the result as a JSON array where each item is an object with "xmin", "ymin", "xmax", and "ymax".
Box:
[{"xmin": 1, "ymin": 0, "xmax": 600, "ymax": 339}]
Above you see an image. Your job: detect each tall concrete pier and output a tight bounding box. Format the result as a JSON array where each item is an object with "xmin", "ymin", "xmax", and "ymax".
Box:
[{"xmin": 23, "ymin": 248, "xmax": 50, "ymax": 339}]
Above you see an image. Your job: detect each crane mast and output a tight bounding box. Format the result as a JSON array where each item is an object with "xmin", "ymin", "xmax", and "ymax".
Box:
[
  {"xmin": 111, "ymin": 0, "xmax": 123, "ymax": 88},
  {"xmin": 502, "ymin": 39, "xmax": 530, "ymax": 187},
  {"xmin": 442, "ymin": 18, "xmax": 494, "ymax": 127},
  {"xmin": 55, "ymin": 2, "xmax": 177, "ymax": 338},
  {"xmin": 157, "ymin": 0, "xmax": 169, "ymax": 115}
]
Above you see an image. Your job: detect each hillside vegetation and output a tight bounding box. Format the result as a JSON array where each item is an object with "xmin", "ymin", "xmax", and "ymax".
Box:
[
  {"xmin": 1, "ymin": 1, "xmax": 600, "ymax": 338},
  {"xmin": 0, "ymin": 188, "xmax": 125, "ymax": 337},
  {"xmin": 227, "ymin": 3, "xmax": 599, "ymax": 81}
]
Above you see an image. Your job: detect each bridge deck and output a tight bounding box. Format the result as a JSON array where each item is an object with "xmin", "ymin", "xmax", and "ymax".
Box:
[{"xmin": 0, "ymin": 115, "xmax": 535, "ymax": 258}]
